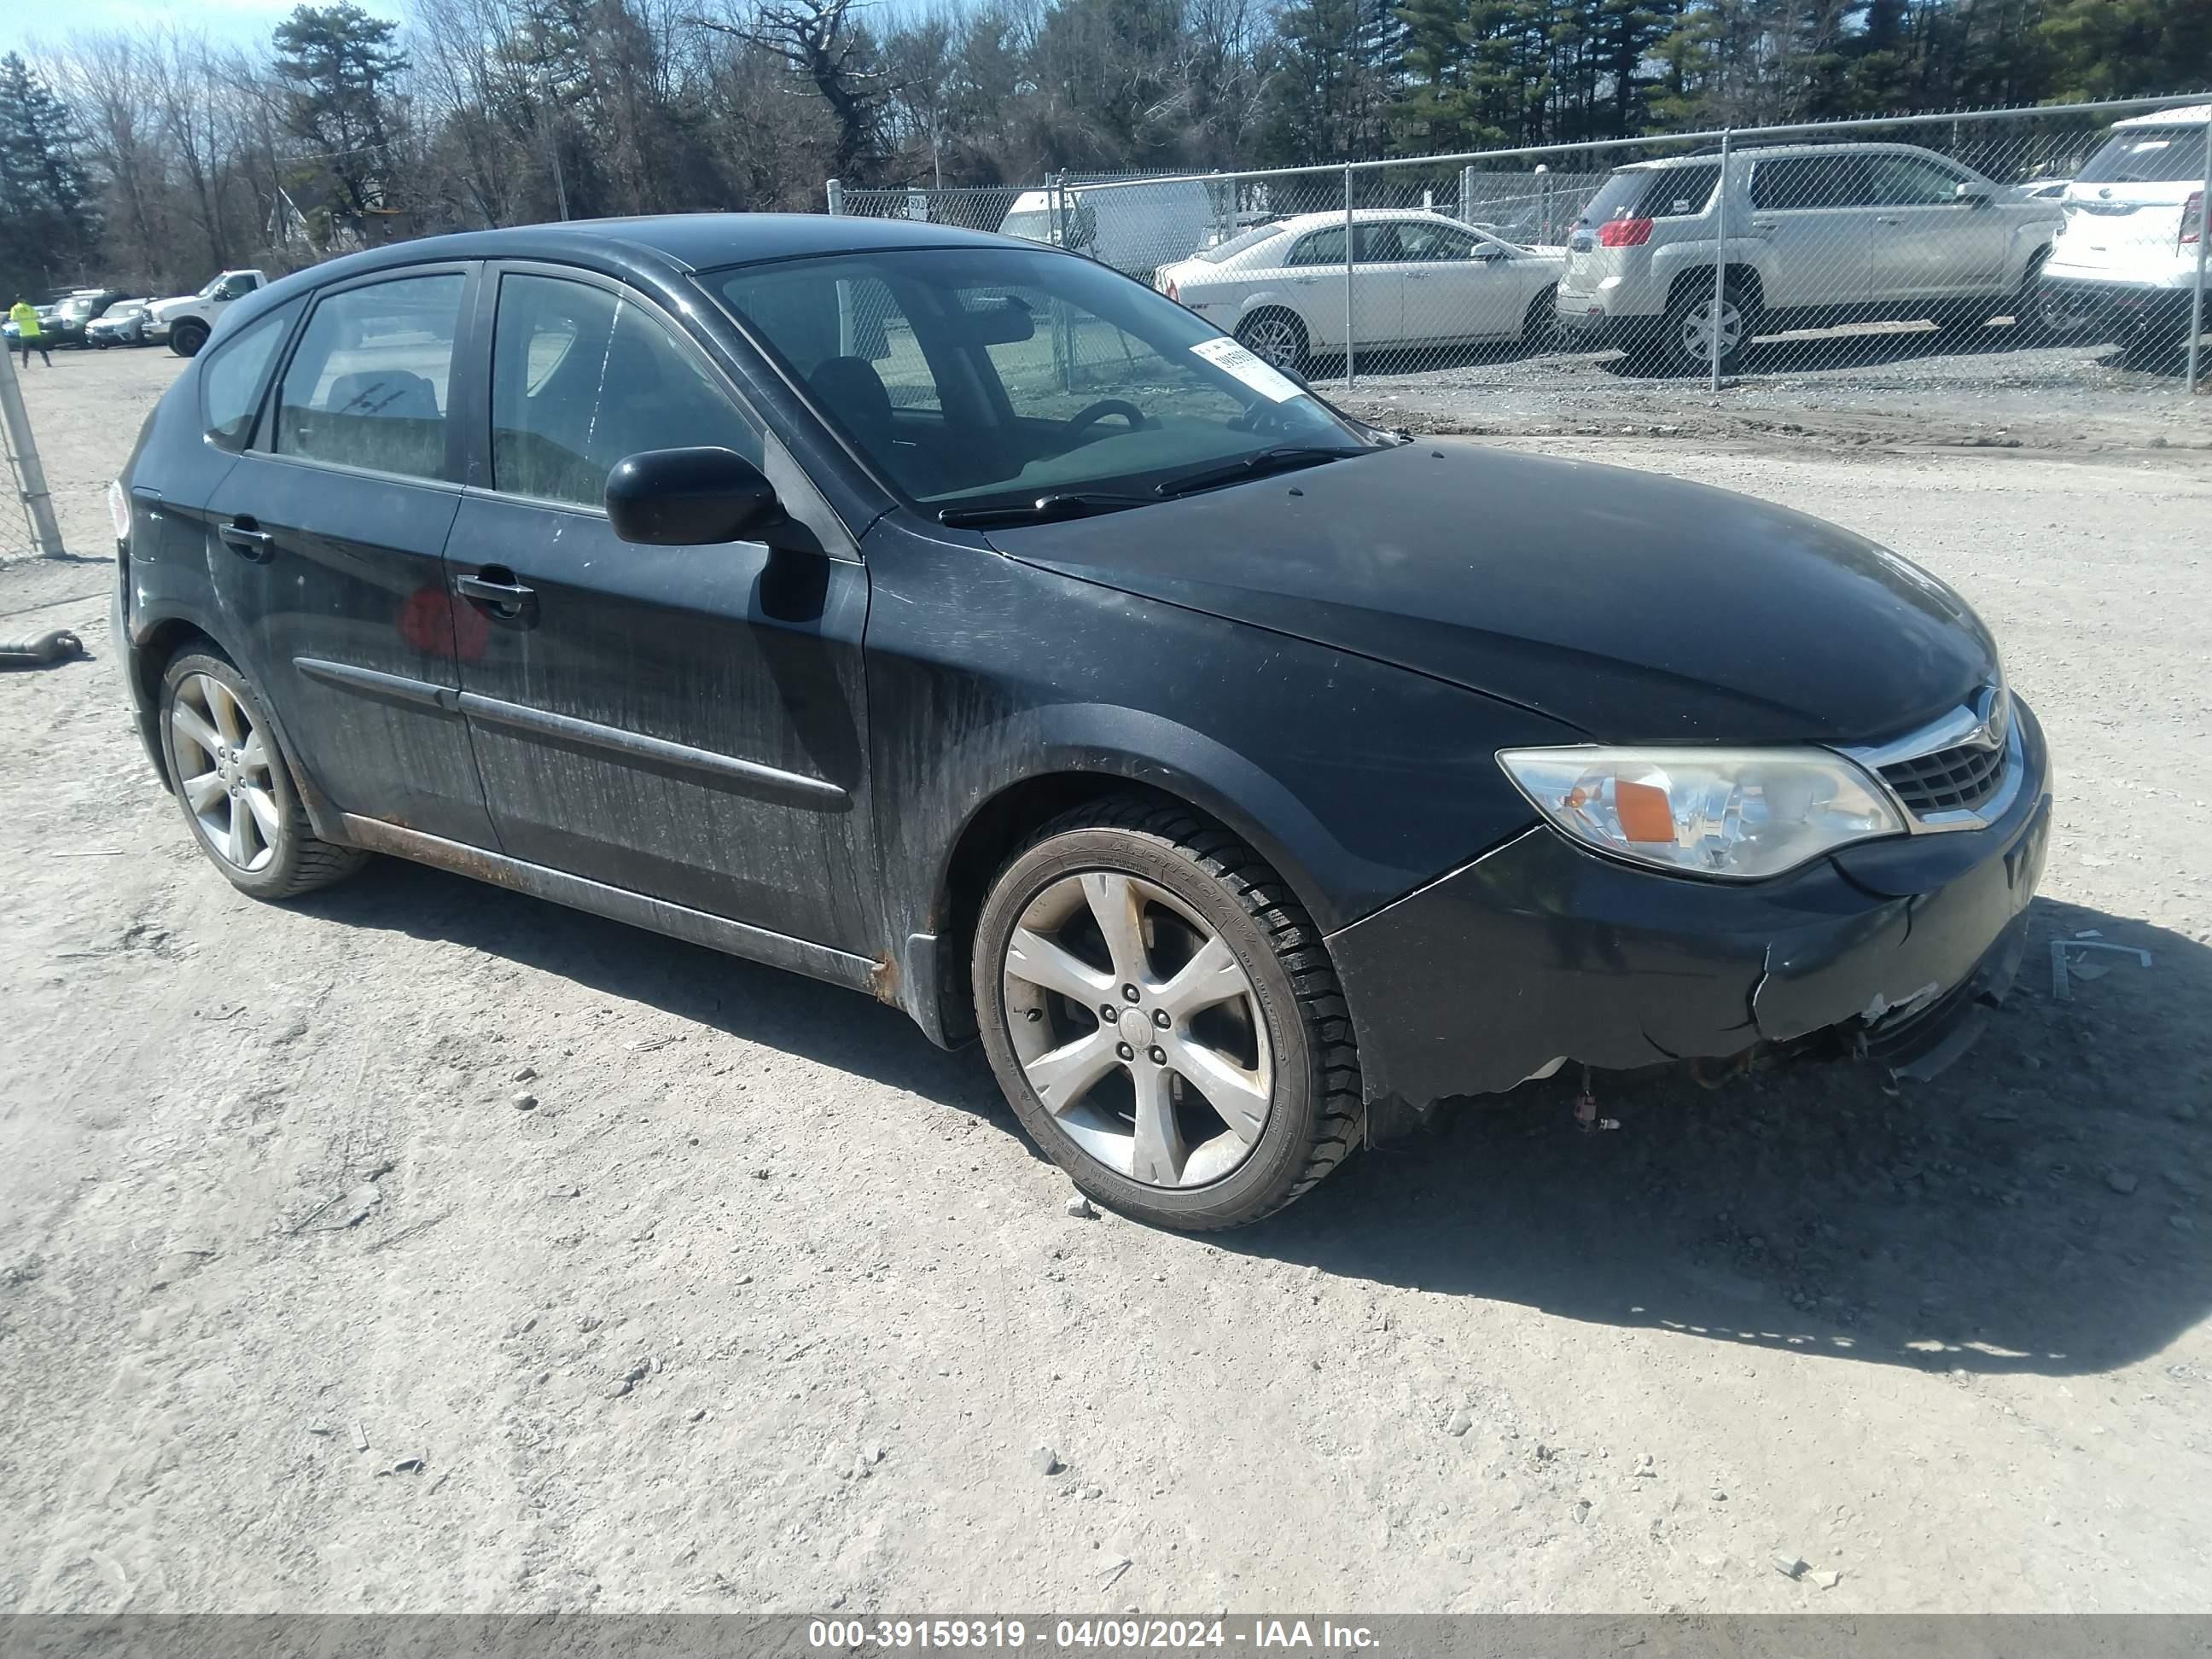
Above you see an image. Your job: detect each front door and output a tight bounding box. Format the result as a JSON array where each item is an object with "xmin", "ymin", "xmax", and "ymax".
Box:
[
  {"xmin": 204, "ymin": 265, "xmax": 498, "ymax": 848},
  {"xmin": 1745, "ymin": 156, "xmax": 1876, "ymax": 311},
  {"xmin": 1393, "ymin": 219, "xmax": 1524, "ymax": 342},
  {"xmin": 445, "ymin": 266, "xmax": 876, "ymax": 952},
  {"xmin": 1865, "ymin": 154, "xmax": 2011, "ymax": 300}
]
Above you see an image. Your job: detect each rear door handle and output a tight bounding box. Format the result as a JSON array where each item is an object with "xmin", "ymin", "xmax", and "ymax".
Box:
[
  {"xmin": 218, "ymin": 520, "xmax": 272, "ymax": 556},
  {"xmin": 1876, "ymin": 215, "xmax": 1903, "ymax": 225},
  {"xmin": 456, "ymin": 568, "xmax": 537, "ymax": 620}
]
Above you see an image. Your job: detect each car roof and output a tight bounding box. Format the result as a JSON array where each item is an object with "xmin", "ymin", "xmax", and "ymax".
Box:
[
  {"xmin": 308, "ymin": 212, "xmax": 1016, "ymax": 282},
  {"xmin": 2112, "ymin": 102, "xmax": 2211, "ymax": 130},
  {"xmin": 1266, "ymin": 209, "xmax": 1466, "ymax": 233},
  {"xmin": 1623, "ymin": 140, "xmax": 1964, "ymax": 172}
]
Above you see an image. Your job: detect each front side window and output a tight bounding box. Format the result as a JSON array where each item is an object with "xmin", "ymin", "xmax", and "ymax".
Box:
[
  {"xmin": 1395, "ymin": 222, "xmax": 1480, "ymax": 262},
  {"xmin": 491, "ymin": 273, "xmax": 762, "ymax": 510},
  {"xmin": 201, "ymin": 298, "xmax": 302, "ymax": 451},
  {"xmin": 1869, "ymin": 154, "xmax": 1967, "ymax": 206},
  {"xmin": 274, "ymin": 274, "xmax": 465, "ymax": 482},
  {"xmin": 712, "ymin": 245, "xmax": 1370, "ymax": 514}
]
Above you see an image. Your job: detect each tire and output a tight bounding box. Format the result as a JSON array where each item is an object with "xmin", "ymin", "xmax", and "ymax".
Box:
[
  {"xmin": 1664, "ymin": 276, "xmax": 1755, "ymax": 375},
  {"xmin": 169, "ymin": 318, "xmax": 209, "ymax": 358},
  {"xmin": 1522, "ymin": 287, "xmax": 1559, "ymax": 352},
  {"xmin": 2019, "ymin": 256, "xmax": 2098, "ymax": 343},
  {"xmin": 972, "ymin": 795, "xmax": 1363, "ymax": 1231},
  {"xmin": 1235, "ymin": 309, "xmax": 1310, "ymax": 375},
  {"xmin": 159, "ymin": 649, "xmax": 368, "ymax": 899}
]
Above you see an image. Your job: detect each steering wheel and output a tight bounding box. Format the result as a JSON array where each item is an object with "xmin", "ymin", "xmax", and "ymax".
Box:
[{"xmin": 1066, "ymin": 399, "xmax": 1146, "ymax": 438}]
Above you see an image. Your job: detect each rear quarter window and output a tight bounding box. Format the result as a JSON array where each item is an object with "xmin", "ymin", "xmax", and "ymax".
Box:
[{"xmin": 199, "ymin": 298, "xmax": 303, "ymax": 452}]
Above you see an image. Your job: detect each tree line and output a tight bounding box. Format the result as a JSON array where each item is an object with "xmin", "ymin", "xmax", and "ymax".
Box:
[{"xmin": 3, "ymin": 0, "xmax": 2206, "ymax": 300}]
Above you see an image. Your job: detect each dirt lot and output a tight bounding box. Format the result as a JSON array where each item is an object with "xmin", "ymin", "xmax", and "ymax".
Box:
[{"xmin": 2, "ymin": 346, "xmax": 2209, "ymax": 1615}]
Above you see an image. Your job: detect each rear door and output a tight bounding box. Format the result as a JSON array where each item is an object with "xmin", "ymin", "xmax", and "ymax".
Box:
[
  {"xmin": 1865, "ymin": 154, "xmax": 2009, "ymax": 300},
  {"xmin": 444, "ymin": 263, "xmax": 876, "ymax": 952},
  {"xmin": 1746, "ymin": 155, "xmax": 1875, "ymax": 310},
  {"xmin": 204, "ymin": 265, "xmax": 498, "ymax": 847}
]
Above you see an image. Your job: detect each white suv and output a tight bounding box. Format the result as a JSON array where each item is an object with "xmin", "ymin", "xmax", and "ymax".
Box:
[
  {"xmin": 2040, "ymin": 105, "xmax": 2209, "ymax": 362},
  {"xmin": 1555, "ymin": 143, "xmax": 2067, "ymax": 374}
]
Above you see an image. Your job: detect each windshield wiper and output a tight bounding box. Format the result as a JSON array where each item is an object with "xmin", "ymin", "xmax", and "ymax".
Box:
[
  {"xmin": 1154, "ymin": 446, "xmax": 1356, "ymax": 500},
  {"xmin": 937, "ymin": 492, "xmax": 1152, "ymax": 528}
]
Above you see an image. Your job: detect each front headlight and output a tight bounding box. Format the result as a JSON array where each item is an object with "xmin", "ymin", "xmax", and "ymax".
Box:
[{"xmin": 1497, "ymin": 746, "xmax": 1905, "ymax": 882}]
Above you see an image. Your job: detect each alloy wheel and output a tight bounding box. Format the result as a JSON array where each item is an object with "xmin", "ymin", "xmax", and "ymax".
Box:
[
  {"xmin": 1676, "ymin": 296, "xmax": 1743, "ymax": 368},
  {"xmin": 1239, "ymin": 316, "xmax": 1304, "ymax": 370},
  {"xmin": 1001, "ymin": 869, "xmax": 1273, "ymax": 1189},
  {"xmin": 171, "ymin": 672, "xmax": 282, "ymax": 873}
]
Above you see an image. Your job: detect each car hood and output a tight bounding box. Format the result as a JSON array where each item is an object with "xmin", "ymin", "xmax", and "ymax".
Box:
[{"xmin": 984, "ymin": 443, "xmax": 1997, "ymax": 745}]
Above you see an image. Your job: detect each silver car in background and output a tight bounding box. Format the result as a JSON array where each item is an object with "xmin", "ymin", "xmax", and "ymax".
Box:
[
  {"xmin": 1153, "ymin": 209, "xmax": 1566, "ymax": 373},
  {"xmin": 1554, "ymin": 143, "xmax": 2072, "ymax": 374}
]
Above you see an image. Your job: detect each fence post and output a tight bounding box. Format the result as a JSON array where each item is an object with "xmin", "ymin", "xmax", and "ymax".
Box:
[
  {"xmin": 0, "ymin": 344, "xmax": 65, "ymax": 557},
  {"xmin": 825, "ymin": 178, "xmax": 844, "ymax": 216},
  {"xmin": 1709, "ymin": 129, "xmax": 1732, "ymax": 393},
  {"xmin": 2189, "ymin": 119, "xmax": 2212, "ymax": 392},
  {"xmin": 1343, "ymin": 163, "xmax": 1357, "ymax": 391}
]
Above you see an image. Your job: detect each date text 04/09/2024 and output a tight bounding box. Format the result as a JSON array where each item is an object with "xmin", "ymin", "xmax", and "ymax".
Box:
[{"xmin": 806, "ymin": 1621, "xmax": 1382, "ymax": 1651}]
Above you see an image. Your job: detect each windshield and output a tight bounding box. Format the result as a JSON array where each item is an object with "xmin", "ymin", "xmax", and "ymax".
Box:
[
  {"xmin": 2076, "ymin": 126, "xmax": 2210, "ymax": 185},
  {"xmin": 198, "ymin": 275, "xmax": 229, "ymax": 299},
  {"xmin": 708, "ymin": 247, "xmax": 1371, "ymax": 514},
  {"xmin": 1200, "ymin": 224, "xmax": 1288, "ymax": 263}
]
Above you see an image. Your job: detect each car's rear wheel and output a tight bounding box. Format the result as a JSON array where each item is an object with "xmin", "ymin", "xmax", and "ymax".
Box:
[
  {"xmin": 972, "ymin": 796, "xmax": 1362, "ymax": 1231},
  {"xmin": 2018, "ymin": 254, "xmax": 2096, "ymax": 341},
  {"xmin": 169, "ymin": 318, "xmax": 209, "ymax": 358},
  {"xmin": 159, "ymin": 651, "xmax": 367, "ymax": 899},
  {"xmin": 1236, "ymin": 309, "xmax": 1309, "ymax": 374},
  {"xmin": 1665, "ymin": 278, "xmax": 1755, "ymax": 375}
]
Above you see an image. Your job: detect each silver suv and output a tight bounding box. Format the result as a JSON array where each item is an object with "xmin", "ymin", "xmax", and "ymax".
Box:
[{"xmin": 1554, "ymin": 143, "xmax": 2068, "ymax": 374}]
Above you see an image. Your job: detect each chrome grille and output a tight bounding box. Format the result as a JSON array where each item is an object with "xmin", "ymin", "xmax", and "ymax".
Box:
[{"xmin": 1880, "ymin": 741, "xmax": 2007, "ymax": 817}]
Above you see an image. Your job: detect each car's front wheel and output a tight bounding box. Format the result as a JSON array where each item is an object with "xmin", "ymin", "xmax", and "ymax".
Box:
[
  {"xmin": 972, "ymin": 796, "xmax": 1362, "ymax": 1230},
  {"xmin": 159, "ymin": 650, "xmax": 367, "ymax": 899},
  {"xmin": 169, "ymin": 318, "xmax": 209, "ymax": 358}
]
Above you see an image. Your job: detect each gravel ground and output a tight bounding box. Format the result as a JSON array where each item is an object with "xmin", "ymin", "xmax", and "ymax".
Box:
[
  {"xmin": 1342, "ymin": 321, "xmax": 2212, "ymax": 455},
  {"xmin": 2, "ymin": 346, "xmax": 2209, "ymax": 1615}
]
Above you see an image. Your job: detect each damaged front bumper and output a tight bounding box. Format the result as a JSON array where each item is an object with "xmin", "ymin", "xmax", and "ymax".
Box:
[{"xmin": 1327, "ymin": 698, "xmax": 2052, "ymax": 1121}]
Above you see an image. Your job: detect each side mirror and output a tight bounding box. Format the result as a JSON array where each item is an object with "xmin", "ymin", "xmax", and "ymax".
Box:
[
  {"xmin": 604, "ymin": 446, "xmax": 779, "ymax": 545},
  {"xmin": 1472, "ymin": 244, "xmax": 1511, "ymax": 262},
  {"xmin": 1955, "ymin": 183, "xmax": 1992, "ymax": 207}
]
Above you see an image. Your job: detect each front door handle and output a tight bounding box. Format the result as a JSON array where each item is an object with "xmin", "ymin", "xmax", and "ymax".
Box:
[
  {"xmin": 218, "ymin": 520, "xmax": 272, "ymax": 556},
  {"xmin": 1749, "ymin": 219, "xmax": 1777, "ymax": 232},
  {"xmin": 1876, "ymin": 215, "xmax": 1903, "ymax": 225},
  {"xmin": 456, "ymin": 568, "xmax": 537, "ymax": 620}
]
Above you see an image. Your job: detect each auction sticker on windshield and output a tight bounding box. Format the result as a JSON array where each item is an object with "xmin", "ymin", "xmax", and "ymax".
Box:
[{"xmin": 1190, "ymin": 335, "xmax": 1301, "ymax": 401}]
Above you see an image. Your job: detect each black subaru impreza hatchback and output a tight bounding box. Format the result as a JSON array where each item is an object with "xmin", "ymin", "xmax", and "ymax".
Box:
[{"xmin": 111, "ymin": 213, "xmax": 2050, "ymax": 1229}]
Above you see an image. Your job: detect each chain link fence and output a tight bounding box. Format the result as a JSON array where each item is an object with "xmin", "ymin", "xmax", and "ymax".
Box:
[{"xmin": 830, "ymin": 96, "xmax": 2212, "ymax": 434}]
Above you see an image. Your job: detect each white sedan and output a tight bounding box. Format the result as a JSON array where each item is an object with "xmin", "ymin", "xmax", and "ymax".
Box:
[{"xmin": 1154, "ymin": 209, "xmax": 1566, "ymax": 371}]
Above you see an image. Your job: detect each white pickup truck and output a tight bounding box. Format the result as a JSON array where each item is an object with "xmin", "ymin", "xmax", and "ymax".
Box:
[{"xmin": 147, "ymin": 269, "xmax": 269, "ymax": 358}]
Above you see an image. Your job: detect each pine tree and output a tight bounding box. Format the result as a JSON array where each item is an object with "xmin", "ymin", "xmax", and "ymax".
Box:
[
  {"xmin": 0, "ymin": 52, "xmax": 99, "ymax": 301},
  {"xmin": 271, "ymin": 3, "xmax": 410, "ymax": 224}
]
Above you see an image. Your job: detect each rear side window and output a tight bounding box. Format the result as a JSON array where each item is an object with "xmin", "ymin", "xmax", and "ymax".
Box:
[
  {"xmin": 2077, "ymin": 126, "xmax": 2211, "ymax": 185},
  {"xmin": 491, "ymin": 273, "xmax": 762, "ymax": 510},
  {"xmin": 274, "ymin": 274, "xmax": 466, "ymax": 482},
  {"xmin": 1750, "ymin": 156, "xmax": 1870, "ymax": 210},
  {"xmin": 200, "ymin": 298, "xmax": 302, "ymax": 452}
]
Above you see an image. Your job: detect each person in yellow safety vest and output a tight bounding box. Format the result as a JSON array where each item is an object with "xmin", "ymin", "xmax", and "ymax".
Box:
[{"xmin": 9, "ymin": 300, "xmax": 52, "ymax": 369}]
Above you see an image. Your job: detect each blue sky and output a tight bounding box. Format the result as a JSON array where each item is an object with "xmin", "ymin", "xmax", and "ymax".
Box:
[{"xmin": 3, "ymin": 0, "xmax": 406, "ymax": 59}]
